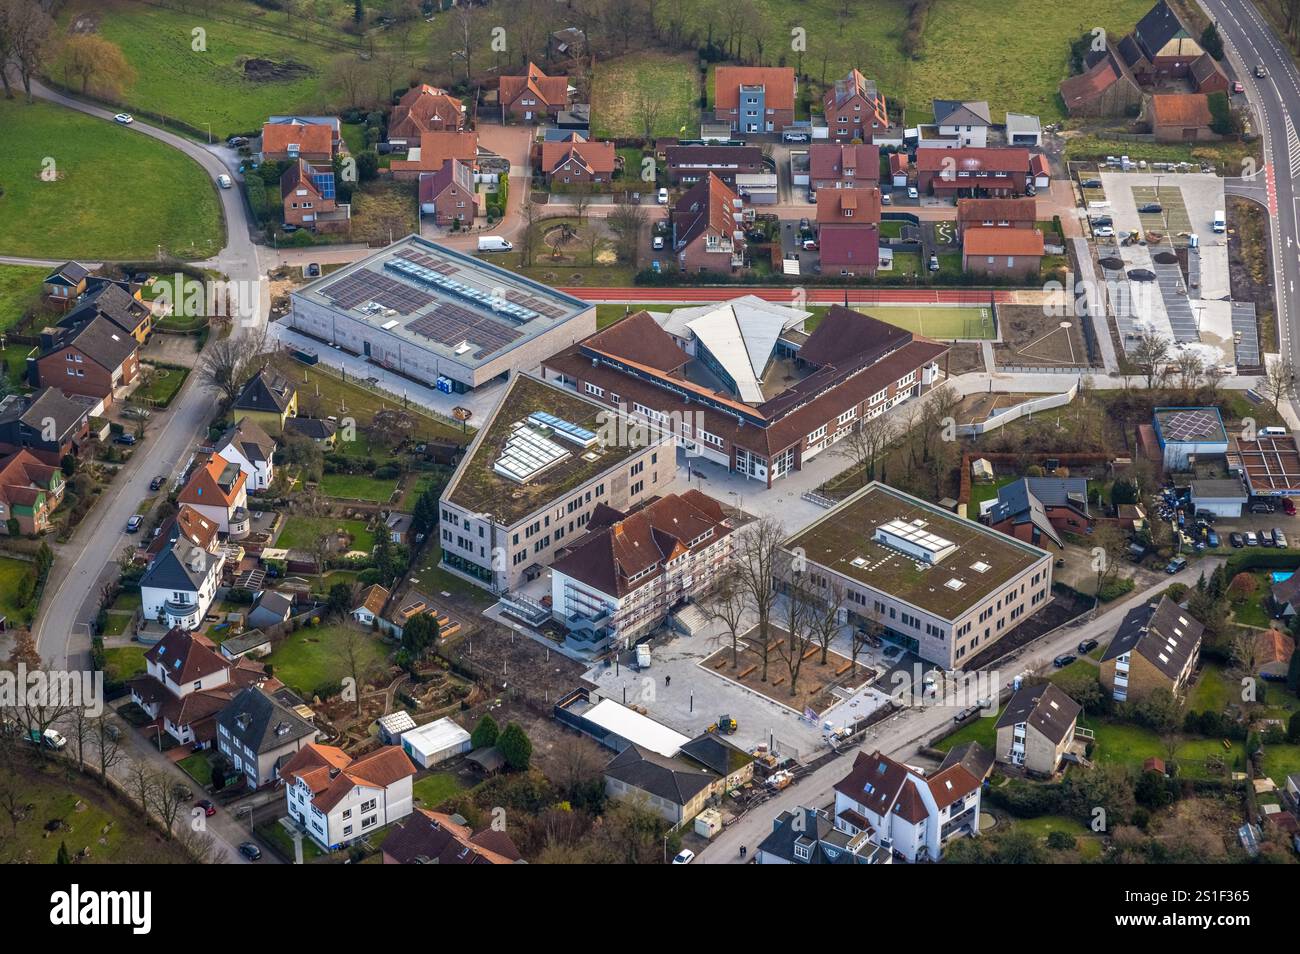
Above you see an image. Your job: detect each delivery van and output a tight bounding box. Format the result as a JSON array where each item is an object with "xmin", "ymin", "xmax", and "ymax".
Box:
[{"xmin": 477, "ymin": 236, "xmax": 513, "ymax": 252}]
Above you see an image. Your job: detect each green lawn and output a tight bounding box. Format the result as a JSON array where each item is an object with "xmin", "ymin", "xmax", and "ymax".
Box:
[
  {"xmin": 289, "ymin": 362, "xmax": 467, "ymax": 443},
  {"xmin": 851, "ymin": 304, "xmax": 996, "ymax": 340},
  {"xmin": 1229, "ymin": 572, "xmax": 1273, "ymax": 628},
  {"xmin": 1010, "ymin": 814, "xmax": 1105, "ymax": 859},
  {"xmin": 78, "ymin": 1, "xmax": 336, "ymax": 139},
  {"xmin": 263, "ymin": 623, "xmax": 390, "ymax": 697},
  {"xmin": 0, "ymin": 556, "xmax": 35, "ymax": 624},
  {"xmin": 1188, "ymin": 663, "xmax": 1235, "ymax": 714},
  {"xmin": 101, "ymin": 612, "xmax": 133, "ymax": 638},
  {"xmin": 178, "ymin": 752, "xmax": 214, "ymax": 787},
  {"xmin": 0, "ymin": 343, "xmax": 35, "ymax": 391},
  {"xmin": 276, "ymin": 515, "xmax": 374, "ymax": 553},
  {"xmin": 319, "ymin": 472, "xmax": 397, "ymax": 503},
  {"xmin": 412, "ymin": 771, "xmax": 466, "ymax": 809},
  {"xmin": 411, "ymin": 542, "xmax": 494, "ymax": 606},
  {"xmin": 934, "ymin": 707, "xmax": 1000, "ymax": 751},
  {"xmin": 0, "ymin": 264, "xmax": 47, "ymax": 334},
  {"xmin": 592, "ymin": 51, "xmax": 700, "ymax": 139},
  {"xmin": 133, "ymin": 365, "xmax": 191, "ymax": 407},
  {"xmin": 1084, "ymin": 719, "xmax": 1248, "ymax": 779},
  {"xmin": 968, "ymin": 476, "xmax": 1017, "ymax": 511},
  {"xmin": 102, "ymin": 645, "xmax": 146, "ymax": 682},
  {"xmin": 255, "ymin": 818, "xmax": 325, "ymax": 862},
  {"xmin": 0, "ymin": 98, "xmax": 223, "ymax": 260},
  {"xmin": 111, "ymin": 590, "xmax": 143, "ymax": 612},
  {"xmin": 1259, "ymin": 743, "xmax": 1300, "ymax": 789}
]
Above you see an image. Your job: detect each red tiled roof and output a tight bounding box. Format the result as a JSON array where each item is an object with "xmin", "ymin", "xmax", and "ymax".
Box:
[
  {"xmin": 282, "ymin": 742, "xmax": 416, "ymax": 813},
  {"xmin": 144, "ymin": 628, "xmax": 229, "ymax": 685},
  {"xmin": 957, "ymin": 197, "xmax": 1037, "ymax": 224},
  {"xmin": 389, "ymin": 85, "xmax": 464, "ymax": 140},
  {"xmin": 261, "ymin": 120, "xmax": 333, "ymax": 157},
  {"xmin": 816, "ymin": 187, "xmax": 881, "ymax": 224},
  {"xmin": 177, "ymin": 452, "xmax": 246, "ymax": 509},
  {"xmin": 390, "ymin": 131, "xmax": 478, "ymax": 175},
  {"xmin": 540, "ymin": 135, "xmax": 617, "ymax": 176},
  {"xmin": 713, "ymin": 66, "xmax": 795, "ymax": 111},
  {"xmin": 499, "ymin": 62, "xmax": 568, "ymax": 109},
  {"xmin": 963, "ymin": 227, "xmax": 1045, "ymax": 256},
  {"xmin": 916, "ymin": 147, "xmax": 1031, "ymax": 175},
  {"xmin": 809, "ymin": 143, "xmax": 880, "ymax": 182},
  {"xmin": 1151, "ymin": 93, "xmax": 1213, "ymax": 127},
  {"xmin": 818, "ymin": 226, "xmax": 880, "ymax": 269},
  {"xmin": 673, "ymin": 173, "xmax": 743, "ymax": 248}
]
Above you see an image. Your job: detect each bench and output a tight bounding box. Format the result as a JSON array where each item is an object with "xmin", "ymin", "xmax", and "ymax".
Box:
[
  {"xmin": 739, "ymin": 665, "xmax": 757, "ymax": 679},
  {"xmin": 835, "ymin": 661, "xmax": 853, "ymax": 676}
]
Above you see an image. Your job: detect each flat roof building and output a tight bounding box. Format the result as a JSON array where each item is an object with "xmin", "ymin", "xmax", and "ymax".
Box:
[
  {"xmin": 782, "ymin": 482, "xmax": 1054, "ymax": 668},
  {"xmin": 438, "ymin": 372, "xmax": 673, "ymax": 593},
  {"xmin": 287, "ymin": 235, "xmax": 595, "ymax": 392},
  {"xmin": 1152, "ymin": 406, "xmax": 1228, "ymax": 471},
  {"xmin": 1229, "ymin": 432, "xmax": 1300, "ymax": 497}
]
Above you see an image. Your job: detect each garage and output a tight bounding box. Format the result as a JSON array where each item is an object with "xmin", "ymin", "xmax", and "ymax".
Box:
[{"xmin": 1189, "ymin": 479, "xmax": 1247, "ymax": 518}]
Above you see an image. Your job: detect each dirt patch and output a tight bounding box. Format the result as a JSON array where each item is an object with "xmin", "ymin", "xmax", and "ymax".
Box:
[
  {"xmin": 945, "ymin": 342, "xmax": 985, "ymax": 375},
  {"xmin": 1152, "ymin": 251, "xmax": 1178, "ymax": 264},
  {"xmin": 702, "ymin": 625, "xmax": 874, "ymax": 718},
  {"xmin": 68, "ymin": 11, "xmax": 100, "ymax": 35},
  {"xmin": 993, "ymin": 303, "xmax": 1094, "ymax": 368},
  {"xmin": 1098, "ymin": 256, "xmax": 1124, "ymax": 270},
  {"xmin": 440, "ymin": 623, "xmax": 586, "ymax": 706},
  {"xmin": 956, "ymin": 391, "xmax": 1035, "ymax": 426},
  {"xmin": 242, "ymin": 58, "xmax": 313, "ymax": 82},
  {"xmin": 1228, "ymin": 194, "xmax": 1276, "ymax": 358}
]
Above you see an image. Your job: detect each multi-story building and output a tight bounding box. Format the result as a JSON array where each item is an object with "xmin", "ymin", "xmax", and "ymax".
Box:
[
  {"xmin": 665, "ymin": 145, "xmax": 765, "ymax": 187},
  {"xmin": 961, "ymin": 227, "xmax": 1044, "ymax": 279},
  {"xmin": 916, "ymin": 147, "xmax": 1032, "ymax": 198},
  {"xmin": 387, "ymin": 84, "xmax": 466, "ymax": 146},
  {"xmin": 499, "ymin": 62, "xmax": 569, "ymax": 122},
  {"xmin": 0, "ymin": 388, "xmax": 90, "ymax": 467},
  {"xmin": 177, "ymin": 451, "xmax": 249, "ymax": 536},
  {"xmin": 541, "ymin": 301, "xmax": 945, "ymax": 488},
  {"xmin": 287, "ymin": 236, "xmax": 595, "ymax": 393},
  {"xmin": 713, "ymin": 66, "xmax": 796, "ymax": 133},
  {"xmin": 0, "ymin": 449, "xmax": 64, "ymax": 534},
  {"xmin": 670, "ymin": 174, "xmax": 747, "ymax": 274},
  {"xmin": 1100, "ymin": 596, "xmax": 1203, "ymax": 702},
  {"xmin": 994, "ymin": 682, "xmax": 1082, "ymax": 775},
  {"xmin": 438, "ymin": 373, "xmax": 673, "ymax": 594},
  {"xmin": 548, "ymin": 490, "xmax": 733, "ymax": 652},
  {"xmin": 260, "ymin": 116, "xmax": 341, "ymax": 163},
  {"xmin": 418, "ymin": 159, "xmax": 478, "ymax": 226},
  {"xmin": 955, "ymin": 198, "xmax": 1038, "ymax": 241},
  {"xmin": 139, "ymin": 535, "xmax": 226, "ymax": 630},
  {"xmin": 215, "ymin": 687, "xmax": 319, "ymax": 789},
  {"xmin": 809, "ymin": 143, "xmax": 881, "ymax": 191},
  {"xmin": 932, "ymin": 100, "xmax": 992, "ymax": 147},
  {"xmin": 34, "ymin": 316, "xmax": 140, "ymax": 410},
  {"xmin": 280, "ymin": 159, "xmax": 351, "ymax": 234},
  {"xmin": 757, "ymin": 806, "xmax": 891, "ymax": 864},
  {"xmin": 832, "ymin": 750, "xmax": 982, "ymax": 862},
  {"xmin": 282, "ymin": 742, "xmax": 417, "ymax": 850},
  {"xmin": 816, "ymin": 188, "xmax": 881, "ymax": 277},
  {"xmin": 823, "ymin": 69, "xmax": 889, "ymax": 142},
  {"xmin": 781, "ymin": 482, "xmax": 1054, "ymax": 668}
]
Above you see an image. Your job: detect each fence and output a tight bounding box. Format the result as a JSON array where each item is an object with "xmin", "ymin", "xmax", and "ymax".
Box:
[
  {"xmin": 286, "ymin": 350, "xmax": 469, "ymax": 433},
  {"xmin": 955, "ymin": 382, "xmax": 1080, "ymax": 437}
]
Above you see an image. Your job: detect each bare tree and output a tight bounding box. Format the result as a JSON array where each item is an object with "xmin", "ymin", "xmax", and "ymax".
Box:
[
  {"xmin": 198, "ymin": 331, "xmax": 268, "ymax": 407},
  {"xmin": 807, "ymin": 579, "xmax": 846, "ymax": 665},
  {"xmin": 702, "ymin": 569, "xmax": 749, "ymax": 668},
  {"xmin": 149, "ymin": 774, "xmax": 185, "ymax": 839},
  {"xmin": 338, "ymin": 628, "xmax": 374, "ymax": 717},
  {"xmin": 772, "ymin": 559, "xmax": 816, "ymax": 696},
  {"xmin": 607, "ymin": 198, "xmax": 648, "ymax": 264},
  {"xmin": 518, "ymin": 195, "xmax": 541, "ymax": 267},
  {"xmin": 571, "ymin": 184, "xmax": 592, "ymax": 222},
  {"xmin": 1091, "ymin": 523, "xmax": 1130, "ymax": 602},
  {"xmin": 92, "ymin": 714, "xmax": 124, "ymax": 786},
  {"xmin": 124, "ymin": 759, "xmax": 159, "ymax": 819},
  {"xmin": 1264, "ymin": 356, "xmax": 1295, "ymax": 416},
  {"xmin": 5, "ymin": 0, "xmax": 53, "ymax": 103},
  {"xmin": 1132, "ymin": 330, "xmax": 1171, "ymax": 391},
  {"xmin": 1174, "ymin": 349, "xmax": 1204, "ymax": 395},
  {"xmin": 843, "ymin": 412, "xmax": 897, "ymax": 486},
  {"xmin": 327, "ymin": 53, "xmax": 374, "ymax": 108},
  {"xmin": 733, "ymin": 516, "xmax": 786, "ymax": 682},
  {"xmin": 634, "ymin": 89, "xmax": 661, "ymax": 141},
  {"xmin": 177, "ymin": 826, "xmax": 228, "ymax": 865}
]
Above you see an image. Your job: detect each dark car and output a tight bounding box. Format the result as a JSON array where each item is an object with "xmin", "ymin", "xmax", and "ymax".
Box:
[
  {"xmin": 196, "ymin": 799, "xmax": 216, "ymax": 817},
  {"xmin": 1230, "ymin": 532, "xmax": 1244, "ymax": 548},
  {"xmin": 1090, "ymin": 215, "xmax": 1113, "ymax": 227},
  {"xmin": 226, "ymin": 135, "xmax": 249, "ymax": 147},
  {"xmin": 238, "ymin": 842, "xmax": 262, "ymax": 861},
  {"xmin": 1053, "ymin": 654, "xmax": 1077, "ymax": 668},
  {"xmin": 1249, "ymin": 501, "xmax": 1275, "ymax": 514},
  {"xmin": 1078, "ymin": 638, "xmax": 1099, "ymax": 655},
  {"xmin": 114, "ymin": 433, "xmax": 137, "ymax": 446},
  {"xmin": 149, "ymin": 475, "xmax": 165, "ymax": 491},
  {"xmin": 1080, "ymin": 178, "xmax": 1102, "ymax": 188},
  {"xmin": 1194, "ymin": 510, "xmax": 1216, "ymax": 524},
  {"xmin": 1261, "ymin": 529, "xmax": 1277, "ymax": 547},
  {"xmin": 1206, "ymin": 529, "xmax": 1220, "ymax": 547},
  {"xmin": 306, "ymin": 262, "xmax": 321, "ymax": 277},
  {"xmin": 1138, "ymin": 202, "xmax": 1163, "ymax": 213}
]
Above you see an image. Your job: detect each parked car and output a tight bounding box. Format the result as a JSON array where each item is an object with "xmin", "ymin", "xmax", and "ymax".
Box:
[
  {"xmin": 657, "ymin": 187, "xmax": 669, "ymax": 204},
  {"xmin": 1195, "ymin": 509, "xmax": 1216, "ymax": 524},
  {"xmin": 114, "ymin": 113, "xmax": 134, "ymax": 125},
  {"xmin": 672, "ymin": 848, "xmax": 695, "ymax": 864},
  {"xmin": 1245, "ymin": 531, "xmax": 1259, "ymax": 546},
  {"xmin": 1080, "ymin": 178, "xmax": 1102, "ymax": 189},
  {"xmin": 1094, "ymin": 226, "xmax": 1115, "ymax": 238},
  {"xmin": 196, "ymin": 799, "xmax": 216, "ymax": 817},
  {"xmin": 306, "ymin": 262, "xmax": 321, "ymax": 277},
  {"xmin": 227, "ymin": 135, "xmax": 249, "ymax": 147},
  {"xmin": 807, "ymin": 189, "xmax": 817, "ymax": 203},
  {"xmin": 1230, "ymin": 532, "xmax": 1244, "ymax": 548},
  {"xmin": 1138, "ymin": 202, "xmax": 1163, "ymax": 213},
  {"xmin": 1284, "ymin": 498, "xmax": 1297, "ymax": 516},
  {"xmin": 1256, "ymin": 64, "xmax": 1268, "ymax": 77},
  {"xmin": 928, "ymin": 253, "xmax": 940, "ymax": 271},
  {"xmin": 881, "ymin": 192, "xmax": 892, "ymax": 205},
  {"xmin": 651, "ymin": 260, "xmax": 661, "ymax": 273},
  {"xmin": 149, "ymin": 475, "xmax": 165, "ymax": 491},
  {"xmin": 907, "ymin": 186, "xmax": 919, "ymax": 199},
  {"xmin": 1206, "ymin": 529, "xmax": 1220, "ymax": 548},
  {"xmin": 1166, "ymin": 556, "xmax": 1187, "ymax": 573},
  {"xmin": 238, "ymin": 842, "xmax": 262, "ymax": 861},
  {"xmin": 1053, "ymin": 654, "xmax": 1077, "ymax": 668},
  {"xmin": 114, "ymin": 433, "xmax": 137, "ymax": 446},
  {"xmin": 802, "ymin": 238, "xmax": 819, "ymax": 251},
  {"xmin": 1261, "ymin": 529, "xmax": 1277, "ymax": 547},
  {"xmin": 126, "ymin": 515, "xmax": 143, "ymax": 533},
  {"xmin": 1078, "ymin": 638, "xmax": 1099, "ymax": 654},
  {"xmin": 1233, "ymin": 81, "xmax": 1246, "ymax": 93},
  {"xmin": 1090, "ymin": 215, "xmax": 1113, "ymax": 227},
  {"xmin": 1249, "ymin": 501, "xmax": 1275, "ymax": 514},
  {"xmin": 1276, "ymin": 529, "xmax": 1289, "ymax": 548},
  {"xmin": 652, "ymin": 235, "xmax": 664, "ymax": 250}
]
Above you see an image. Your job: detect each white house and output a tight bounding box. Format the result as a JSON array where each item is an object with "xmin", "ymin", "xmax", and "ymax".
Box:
[
  {"xmin": 128, "ymin": 628, "xmax": 235, "ymax": 746},
  {"xmin": 177, "ymin": 451, "xmax": 250, "ymax": 536},
  {"xmin": 933, "ymin": 100, "xmax": 991, "ymax": 148},
  {"xmin": 214, "ymin": 417, "xmax": 276, "ymax": 492},
  {"xmin": 352, "ymin": 584, "xmax": 389, "ymax": 625},
  {"xmin": 831, "ymin": 750, "xmax": 982, "ymax": 863},
  {"xmin": 281, "ymin": 742, "xmax": 416, "ymax": 850},
  {"xmin": 140, "ymin": 536, "xmax": 225, "ymax": 631}
]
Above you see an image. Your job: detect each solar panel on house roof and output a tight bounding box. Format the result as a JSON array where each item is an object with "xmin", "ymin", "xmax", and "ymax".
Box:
[{"xmin": 1157, "ymin": 408, "xmax": 1224, "ymax": 443}]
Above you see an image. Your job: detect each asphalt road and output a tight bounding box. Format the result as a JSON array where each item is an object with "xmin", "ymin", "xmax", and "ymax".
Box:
[
  {"xmin": 1203, "ymin": 0, "xmax": 1300, "ymax": 414},
  {"xmin": 28, "ymin": 81, "xmax": 264, "ymax": 673}
]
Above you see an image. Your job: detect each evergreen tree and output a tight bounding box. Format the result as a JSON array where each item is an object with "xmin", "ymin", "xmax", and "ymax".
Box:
[
  {"xmin": 497, "ymin": 722, "xmax": 532, "ymax": 771},
  {"xmin": 470, "ymin": 713, "xmax": 500, "ymax": 749}
]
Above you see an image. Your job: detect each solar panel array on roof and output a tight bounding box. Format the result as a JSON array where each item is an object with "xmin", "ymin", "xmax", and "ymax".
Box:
[
  {"xmin": 406, "ymin": 303, "xmax": 525, "ymax": 359},
  {"xmin": 528, "ymin": 411, "xmax": 598, "ymax": 447},
  {"xmin": 1158, "ymin": 408, "xmax": 1222, "ymax": 442},
  {"xmin": 322, "ymin": 272, "xmax": 433, "ymax": 314},
  {"xmin": 394, "ymin": 248, "xmax": 459, "ymax": 275},
  {"xmin": 309, "ymin": 168, "xmax": 336, "ymax": 200},
  {"xmin": 507, "ymin": 289, "xmax": 566, "ymax": 320},
  {"xmin": 383, "ymin": 257, "xmax": 540, "ymax": 323},
  {"xmin": 494, "ymin": 422, "xmax": 571, "ymax": 483}
]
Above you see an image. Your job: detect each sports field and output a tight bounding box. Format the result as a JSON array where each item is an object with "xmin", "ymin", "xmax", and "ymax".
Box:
[{"xmin": 855, "ymin": 305, "xmax": 996, "ymax": 340}]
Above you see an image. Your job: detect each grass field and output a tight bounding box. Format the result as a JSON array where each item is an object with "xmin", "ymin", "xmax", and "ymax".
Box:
[
  {"xmin": 133, "ymin": 365, "xmax": 191, "ymax": 407},
  {"xmin": 319, "ymin": 472, "xmax": 397, "ymax": 503},
  {"xmin": 855, "ymin": 305, "xmax": 997, "ymax": 340},
  {"xmin": 0, "ymin": 265, "xmax": 47, "ymax": 334},
  {"xmin": 412, "ymin": 771, "xmax": 467, "ymax": 809},
  {"xmin": 286, "ymin": 361, "xmax": 467, "ymax": 444},
  {"xmin": 76, "ymin": 0, "xmax": 335, "ymax": 138},
  {"xmin": 102, "ymin": 645, "xmax": 146, "ymax": 682},
  {"xmin": 0, "ymin": 98, "xmax": 223, "ymax": 260},
  {"xmin": 263, "ymin": 623, "xmax": 390, "ymax": 697},
  {"xmin": 0, "ymin": 556, "xmax": 35, "ymax": 624},
  {"xmin": 591, "ymin": 52, "xmax": 700, "ymax": 139},
  {"xmin": 277, "ymin": 515, "xmax": 374, "ymax": 552}
]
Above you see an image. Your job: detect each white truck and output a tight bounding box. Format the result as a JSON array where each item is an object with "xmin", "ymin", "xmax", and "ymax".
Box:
[
  {"xmin": 635, "ymin": 643, "xmax": 652, "ymax": 670},
  {"xmin": 1212, "ymin": 210, "xmax": 1226, "ymax": 233},
  {"xmin": 477, "ymin": 236, "xmax": 513, "ymax": 252}
]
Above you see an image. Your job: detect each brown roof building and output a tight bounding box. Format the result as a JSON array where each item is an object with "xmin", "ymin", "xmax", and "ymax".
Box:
[
  {"xmin": 671, "ymin": 173, "xmax": 746, "ymax": 274},
  {"xmin": 499, "ymin": 62, "xmax": 569, "ymax": 121},
  {"xmin": 260, "ymin": 118, "xmax": 338, "ymax": 163},
  {"xmin": 665, "ymin": 145, "xmax": 765, "ymax": 187},
  {"xmin": 541, "ymin": 302, "xmax": 946, "ymax": 488},
  {"xmin": 1149, "ymin": 93, "xmax": 1219, "ymax": 142},
  {"xmin": 418, "ymin": 159, "xmax": 478, "ymax": 226},
  {"xmin": 824, "ymin": 69, "xmax": 889, "ymax": 141},
  {"xmin": 539, "ymin": 134, "xmax": 617, "ymax": 184},
  {"xmin": 383, "ymin": 809, "xmax": 523, "ymax": 864},
  {"xmin": 956, "ymin": 198, "xmax": 1038, "ymax": 240},
  {"xmin": 713, "ymin": 66, "xmax": 796, "ymax": 133},
  {"xmin": 962, "ymin": 227, "xmax": 1044, "ymax": 278},
  {"xmin": 389, "ymin": 130, "xmax": 479, "ymax": 180},
  {"xmin": 809, "ymin": 143, "xmax": 881, "ymax": 190},
  {"xmin": 916, "ymin": 147, "xmax": 1031, "ymax": 198},
  {"xmin": 1060, "ymin": 44, "xmax": 1145, "ymax": 118},
  {"xmin": 388, "ymin": 85, "xmax": 466, "ymax": 144}
]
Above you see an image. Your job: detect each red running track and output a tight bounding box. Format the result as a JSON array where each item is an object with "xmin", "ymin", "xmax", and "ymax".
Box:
[{"xmin": 559, "ymin": 286, "xmax": 1013, "ymax": 305}]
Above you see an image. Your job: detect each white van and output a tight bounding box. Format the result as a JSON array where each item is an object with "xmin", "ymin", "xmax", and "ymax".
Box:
[
  {"xmin": 477, "ymin": 236, "xmax": 513, "ymax": 252},
  {"xmin": 1260, "ymin": 426, "xmax": 1288, "ymax": 437},
  {"xmin": 1212, "ymin": 210, "xmax": 1226, "ymax": 233}
]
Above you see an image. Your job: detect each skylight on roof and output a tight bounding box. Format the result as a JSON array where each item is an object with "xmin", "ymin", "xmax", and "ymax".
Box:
[
  {"xmin": 945, "ymin": 578, "xmax": 966, "ymax": 591},
  {"xmin": 970, "ymin": 561, "xmax": 991, "ymax": 573}
]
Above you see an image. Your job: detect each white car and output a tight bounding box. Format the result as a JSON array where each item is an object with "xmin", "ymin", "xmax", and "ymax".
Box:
[
  {"xmin": 657, "ymin": 187, "xmax": 669, "ymax": 205},
  {"xmin": 114, "ymin": 113, "xmax": 134, "ymax": 125},
  {"xmin": 217, "ymin": 174, "xmax": 233, "ymax": 189},
  {"xmin": 652, "ymin": 235, "xmax": 664, "ymax": 250},
  {"xmin": 907, "ymin": 186, "xmax": 919, "ymax": 199},
  {"xmin": 671, "ymin": 849, "xmax": 695, "ymax": 864},
  {"xmin": 1094, "ymin": 226, "xmax": 1115, "ymax": 238}
]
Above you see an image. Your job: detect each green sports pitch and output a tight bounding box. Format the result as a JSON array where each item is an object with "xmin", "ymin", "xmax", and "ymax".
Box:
[{"xmin": 854, "ymin": 305, "xmax": 996, "ymax": 340}]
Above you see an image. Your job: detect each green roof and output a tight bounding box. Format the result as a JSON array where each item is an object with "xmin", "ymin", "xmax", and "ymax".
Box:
[
  {"xmin": 442, "ymin": 373, "xmax": 664, "ymax": 527},
  {"xmin": 783, "ymin": 482, "xmax": 1050, "ymax": 621}
]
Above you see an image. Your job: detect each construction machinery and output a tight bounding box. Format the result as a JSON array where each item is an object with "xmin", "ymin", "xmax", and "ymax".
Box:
[{"xmin": 715, "ymin": 715, "xmax": 738, "ymax": 735}]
